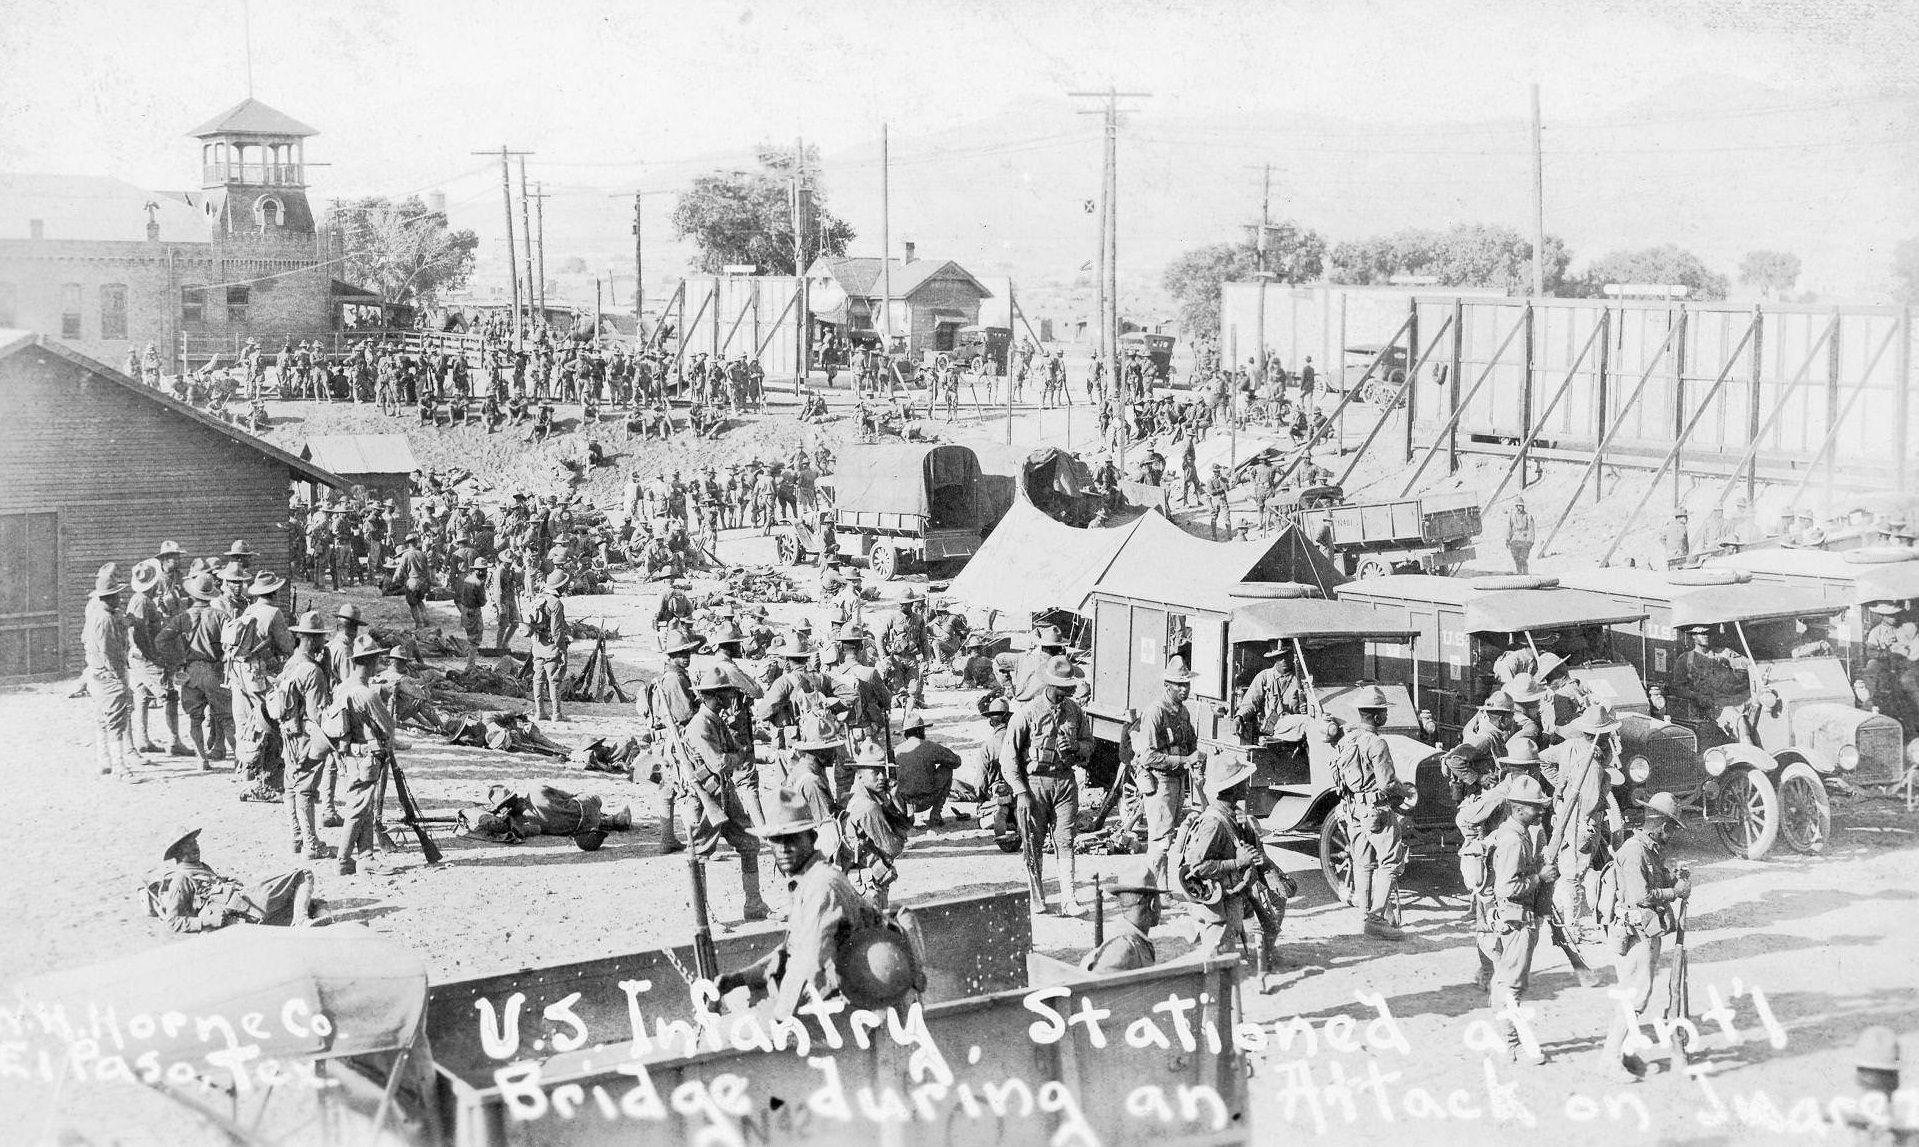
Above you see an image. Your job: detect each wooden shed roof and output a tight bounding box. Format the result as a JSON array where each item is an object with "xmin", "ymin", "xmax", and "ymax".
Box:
[
  {"xmin": 0, "ymin": 330, "xmax": 344, "ymax": 488},
  {"xmin": 301, "ymin": 434, "xmax": 419, "ymax": 475}
]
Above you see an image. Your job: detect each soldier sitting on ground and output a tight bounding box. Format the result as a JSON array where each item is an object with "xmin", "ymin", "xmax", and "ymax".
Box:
[{"xmin": 1080, "ymin": 870, "xmax": 1164, "ymax": 973}]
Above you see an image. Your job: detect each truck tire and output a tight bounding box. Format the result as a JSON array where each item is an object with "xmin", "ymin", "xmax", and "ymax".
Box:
[
  {"xmin": 1356, "ymin": 557, "xmax": 1392, "ymax": 579},
  {"xmin": 1777, "ymin": 761, "xmax": 1830, "ymax": 854},
  {"xmin": 1319, "ymin": 813, "xmax": 1355, "ymax": 905},
  {"xmin": 869, "ymin": 543, "xmax": 898, "ymax": 581},
  {"xmin": 1712, "ymin": 766, "xmax": 1779, "ymax": 860},
  {"xmin": 776, "ymin": 535, "xmax": 801, "ymax": 566}
]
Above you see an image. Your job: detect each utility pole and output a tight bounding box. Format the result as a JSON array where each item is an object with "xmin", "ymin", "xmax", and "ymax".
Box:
[
  {"xmin": 517, "ymin": 157, "xmax": 537, "ymax": 326},
  {"xmin": 1247, "ymin": 163, "xmax": 1274, "ymax": 388},
  {"xmin": 531, "ymin": 182, "xmax": 550, "ymax": 315},
  {"xmin": 880, "ymin": 123, "xmax": 892, "ymax": 358},
  {"xmin": 1070, "ymin": 87, "xmax": 1151, "ymax": 463},
  {"xmin": 792, "ymin": 135, "xmax": 810, "ymax": 389},
  {"xmin": 1530, "ymin": 83, "xmax": 1546, "ymax": 298},
  {"xmin": 473, "ymin": 146, "xmax": 532, "ymax": 342}
]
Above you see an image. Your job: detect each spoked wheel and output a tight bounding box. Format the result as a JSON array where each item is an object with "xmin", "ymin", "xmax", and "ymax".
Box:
[
  {"xmin": 1777, "ymin": 762, "xmax": 1831, "ymax": 855},
  {"xmin": 1319, "ymin": 813, "xmax": 1355, "ymax": 904},
  {"xmin": 1712, "ymin": 767, "xmax": 1780, "ymax": 860},
  {"xmin": 1356, "ymin": 557, "xmax": 1392, "ymax": 579},
  {"xmin": 776, "ymin": 535, "xmax": 800, "ymax": 566},
  {"xmin": 869, "ymin": 543, "xmax": 898, "ymax": 581}
]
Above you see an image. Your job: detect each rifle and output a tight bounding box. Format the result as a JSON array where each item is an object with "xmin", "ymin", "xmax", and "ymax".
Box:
[
  {"xmin": 1668, "ymin": 870, "xmax": 1692, "ymax": 1060},
  {"xmin": 658, "ymin": 711, "xmax": 729, "ymax": 828},
  {"xmin": 688, "ymin": 851, "xmax": 719, "ymax": 982},
  {"xmin": 1533, "ymin": 743, "xmax": 1605, "ymax": 988},
  {"xmin": 381, "ymin": 752, "xmax": 444, "ymax": 863}
]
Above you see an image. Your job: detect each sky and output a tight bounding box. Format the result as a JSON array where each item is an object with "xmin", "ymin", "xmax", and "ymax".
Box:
[{"xmin": 4, "ymin": 0, "xmax": 1915, "ymax": 294}]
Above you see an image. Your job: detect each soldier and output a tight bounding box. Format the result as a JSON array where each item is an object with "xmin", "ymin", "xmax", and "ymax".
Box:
[
  {"xmin": 928, "ymin": 599, "xmax": 971, "ymax": 664},
  {"xmin": 489, "ymin": 548, "xmax": 521, "ymax": 654},
  {"xmin": 892, "ymin": 709, "xmax": 961, "ymax": 827},
  {"xmin": 455, "ymin": 558, "xmax": 488, "ymax": 671},
  {"xmin": 1002, "ymin": 654, "xmax": 1094, "ymax": 914},
  {"xmin": 1455, "ymin": 738, "xmax": 1546, "ymax": 988},
  {"xmin": 681, "ymin": 667, "xmax": 772, "ymax": 922},
  {"xmin": 1138, "ymin": 657, "xmax": 1204, "ymax": 888},
  {"xmin": 1080, "ymin": 872, "xmax": 1164, "ymax": 973},
  {"xmin": 83, "ymin": 564, "xmax": 142, "ymax": 781},
  {"xmin": 166, "ymin": 571, "xmax": 231, "ymax": 767},
  {"xmin": 374, "ymin": 646, "xmax": 447, "ymax": 734},
  {"xmin": 1668, "ymin": 624, "xmax": 1752, "ymax": 739},
  {"xmin": 640, "ymin": 626, "xmax": 703, "ymax": 854},
  {"xmin": 1441, "ymin": 692, "xmax": 1517, "ymax": 800},
  {"xmin": 1469, "ymin": 773, "xmax": 1557, "ymax": 1066},
  {"xmin": 875, "ymin": 588, "xmax": 930, "ymax": 708},
  {"xmin": 842, "ymin": 741, "xmax": 912, "ymax": 908},
  {"xmin": 1236, "ymin": 642, "xmax": 1309, "ymax": 742},
  {"xmin": 1178, "ymin": 755, "xmax": 1283, "ymax": 978},
  {"xmin": 1336, "ymin": 688, "xmax": 1409, "ymax": 941},
  {"xmin": 712, "ymin": 789, "xmax": 892, "ymax": 1020},
  {"xmin": 1501, "ymin": 673, "xmax": 1550, "ymax": 744},
  {"xmin": 1206, "ymin": 464, "xmax": 1231, "ymax": 540},
  {"xmin": 525, "ymin": 569, "xmax": 571, "ymax": 723},
  {"xmin": 393, "ymin": 534, "xmax": 431, "ymax": 628},
  {"xmin": 277, "ymin": 611, "xmax": 336, "ymax": 860},
  {"xmin": 328, "ymin": 634, "xmax": 400, "ymax": 876},
  {"xmin": 829, "ymin": 624, "xmax": 891, "ymax": 794},
  {"xmin": 1603, "ymin": 791, "xmax": 1693, "ymax": 1082},
  {"xmin": 227, "ymin": 570, "xmax": 295, "ymax": 803},
  {"xmin": 126, "ymin": 561, "xmax": 190, "ymax": 757},
  {"xmin": 152, "ymin": 828, "xmax": 317, "ymax": 932},
  {"xmin": 755, "ymin": 632, "xmax": 827, "ymax": 749},
  {"xmin": 1539, "ymin": 702, "xmax": 1618, "ymax": 932}
]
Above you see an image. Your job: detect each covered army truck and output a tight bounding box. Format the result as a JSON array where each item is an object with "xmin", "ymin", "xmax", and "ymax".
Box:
[
  {"xmin": 1083, "ymin": 579, "xmax": 1454, "ymax": 898},
  {"xmin": 780, "ymin": 443, "xmax": 986, "ymax": 579}
]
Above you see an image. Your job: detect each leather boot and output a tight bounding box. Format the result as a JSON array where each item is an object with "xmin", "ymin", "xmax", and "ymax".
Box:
[
  {"xmin": 655, "ymin": 793, "xmax": 686, "ymax": 854},
  {"xmin": 1026, "ymin": 871, "xmax": 1048, "ymax": 915},
  {"xmin": 299, "ymin": 796, "xmax": 335, "ymax": 859},
  {"xmin": 605, "ymin": 806, "xmax": 633, "ymax": 831},
  {"xmin": 165, "ymin": 695, "xmax": 192, "ymax": 756},
  {"xmin": 321, "ymin": 759, "xmax": 343, "ymax": 828},
  {"xmin": 287, "ymin": 790, "xmax": 306, "ymax": 855},
  {"xmin": 1057, "ymin": 845, "xmax": 1082, "ymax": 915},
  {"xmin": 740, "ymin": 855, "xmax": 771, "ymax": 922}
]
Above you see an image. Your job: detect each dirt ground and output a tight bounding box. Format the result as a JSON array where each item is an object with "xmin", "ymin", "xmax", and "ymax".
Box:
[{"xmin": 4, "ymin": 379, "xmax": 1916, "ymax": 1145}]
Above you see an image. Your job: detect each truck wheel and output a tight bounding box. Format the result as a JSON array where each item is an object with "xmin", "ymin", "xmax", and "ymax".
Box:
[
  {"xmin": 776, "ymin": 536, "xmax": 800, "ymax": 566},
  {"xmin": 1777, "ymin": 762, "xmax": 1830, "ymax": 855},
  {"xmin": 869, "ymin": 543, "xmax": 898, "ymax": 581},
  {"xmin": 1712, "ymin": 767, "xmax": 1780, "ymax": 860},
  {"xmin": 1356, "ymin": 557, "xmax": 1391, "ymax": 579},
  {"xmin": 1319, "ymin": 813, "xmax": 1355, "ymax": 904}
]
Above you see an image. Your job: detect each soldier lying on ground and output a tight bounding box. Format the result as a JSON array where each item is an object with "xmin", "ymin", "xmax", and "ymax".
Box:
[
  {"xmin": 442, "ymin": 708, "xmax": 570, "ymax": 756},
  {"xmin": 459, "ymin": 784, "xmax": 633, "ymax": 844},
  {"xmin": 149, "ymin": 827, "xmax": 320, "ymax": 932}
]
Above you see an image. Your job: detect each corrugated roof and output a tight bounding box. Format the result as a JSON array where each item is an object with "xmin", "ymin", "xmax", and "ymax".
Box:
[
  {"xmin": 804, "ymin": 257, "xmax": 992, "ymax": 301},
  {"xmin": 188, "ymin": 97, "xmax": 319, "ymax": 138},
  {"xmin": 0, "ymin": 173, "xmax": 207, "ymax": 242},
  {"xmin": 0, "ymin": 329, "xmax": 343, "ymax": 487},
  {"xmin": 302, "ymin": 434, "xmax": 419, "ymax": 476}
]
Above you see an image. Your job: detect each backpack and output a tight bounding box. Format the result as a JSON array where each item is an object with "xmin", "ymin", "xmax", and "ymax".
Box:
[
  {"xmin": 263, "ymin": 673, "xmax": 296, "ymax": 723},
  {"xmin": 1593, "ymin": 859, "xmax": 1620, "ymax": 931},
  {"xmin": 1172, "ymin": 807, "xmax": 1227, "ymax": 904}
]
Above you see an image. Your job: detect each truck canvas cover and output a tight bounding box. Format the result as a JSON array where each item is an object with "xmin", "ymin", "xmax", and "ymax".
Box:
[{"xmin": 832, "ymin": 443, "xmax": 981, "ymax": 522}]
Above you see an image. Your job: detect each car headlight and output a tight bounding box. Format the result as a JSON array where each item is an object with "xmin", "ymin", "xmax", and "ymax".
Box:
[
  {"xmin": 1703, "ymin": 747, "xmax": 1729, "ymax": 777},
  {"xmin": 1837, "ymin": 745, "xmax": 1860, "ymax": 772},
  {"xmin": 1628, "ymin": 755, "xmax": 1652, "ymax": 784},
  {"xmin": 1397, "ymin": 783, "xmax": 1419, "ymax": 811}
]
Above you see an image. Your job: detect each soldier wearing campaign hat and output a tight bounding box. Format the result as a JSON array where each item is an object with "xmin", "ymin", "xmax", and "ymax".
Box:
[
  {"xmin": 1602, "ymin": 791, "xmax": 1691, "ymax": 1082},
  {"xmin": 277, "ymin": 611, "xmax": 337, "ymax": 860},
  {"xmin": 679, "ymin": 666, "xmax": 772, "ymax": 921},
  {"xmin": 330, "ymin": 634, "xmax": 399, "ymax": 876},
  {"xmin": 525, "ymin": 569, "xmax": 571, "ymax": 723},
  {"xmin": 1081, "ymin": 869, "xmax": 1165, "ymax": 973},
  {"xmin": 228, "ymin": 570, "xmax": 296, "ymax": 803},
  {"xmin": 1471, "ymin": 772, "xmax": 1556, "ymax": 1066},
  {"xmin": 1179, "ymin": 754, "xmax": 1283, "ymax": 979},
  {"xmin": 1337, "ymin": 686, "xmax": 1409, "ymax": 941},
  {"xmin": 1002, "ymin": 654, "xmax": 1093, "ymax": 914},
  {"xmin": 1140, "ymin": 657, "xmax": 1204, "ymax": 888},
  {"xmin": 82, "ymin": 563, "xmax": 142, "ymax": 781}
]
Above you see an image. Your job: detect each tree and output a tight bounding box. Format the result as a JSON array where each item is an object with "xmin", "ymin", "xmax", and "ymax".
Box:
[
  {"xmin": 557, "ymin": 255, "xmax": 589, "ymax": 275},
  {"xmin": 671, "ymin": 143, "xmax": 855, "ymax": 275},
  {"xmin": 1738, "ymin": 250, "xmax": 1801, "ymax": 299},
  {"xmin": 1162, "ymin": 222, "xmax": 1326, "ymax": 337},
  {"xmin": 1329, "ymin": 223, "xmax": 1572, "ymax": 294},
  {"xmin": 1576, "ymin": 245, "xmax": 1729, "ymax": 301},
  {"xmin": 327, "ymin": 195, "xmax": 477, "ymax": 305},
  {"xmin": 1894, "ymin": 239, "xmax": 1919, "ymax": 305}
]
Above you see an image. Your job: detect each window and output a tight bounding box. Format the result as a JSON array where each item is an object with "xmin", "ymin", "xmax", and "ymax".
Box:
[
  {"xmin": 181, "ymin": 285, "xmax": 206, "ymax": 325},
  {"xmin": 257, "ymin": 197, "xmax": 283, "ymax": 228},
  {"xmin": 60, "ymin": 284, "xmax": 81, "ymax": 339},
  {"xmin": 227, "ymin": 286, "xmax": 250, "ymax": 326},
  {"xmin": 0, "ymin": 282, "xmax": 14, "ymax": 326},
  {"xmin": 99, "ymin": 284, "xmax": 127, "ymax": 340}
]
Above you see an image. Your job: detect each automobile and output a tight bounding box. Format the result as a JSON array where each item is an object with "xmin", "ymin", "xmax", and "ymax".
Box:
[
  {"xmin": 1558, "ymin": 566, "xmax": 1913, "ymax": 850},
  {"xmin": 1341, "ymin": 343, "xmax": 1409, "ymax": 404},
  {"xmin": 953, "ymin": 324, "xmax": 1011, "ymax": 375},
  {"xmin": 1706, "ymin": 546, "xmax": 1919, "ymax": 674},
  {"xmin": 1272, "ymin": 486, "xmax": 1481, "ymax": 579},
  {"xmin": 1119, "ymin": 331, "xmax": 1177, "ymax": 386},
  {"xmin": 1334, "ymin": 574, "xmax": 1764, "ymax": 851},
  {"xmin": 776, "ymin": 442, "xmax": 986, "ymax": 580},
  {"xmin": 1081, "ymin": 580, "xmax": 1454, "ymax": 900}
]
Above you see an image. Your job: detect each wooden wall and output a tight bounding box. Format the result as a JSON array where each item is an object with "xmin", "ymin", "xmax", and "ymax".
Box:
[{"xmin": 0, "ymin": 349, "xmax": 295, "ymax": 677}]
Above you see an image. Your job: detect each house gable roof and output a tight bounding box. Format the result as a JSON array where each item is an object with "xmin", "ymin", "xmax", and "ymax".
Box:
[
  {"xmin": 0, "ymin": 330, "xmax": 343, "ymax": 487},
  {"xmin": 188, "ymin": 98, "xmax": 319, "ymax": 139},
  {"xmin": 804, "ymin": 257, "xmax": 992, "ymax": 301}
]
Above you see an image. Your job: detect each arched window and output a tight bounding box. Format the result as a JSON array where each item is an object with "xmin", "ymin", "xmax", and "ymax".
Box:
[{"xmin": 257, "ymin": 196, "xmax": 284, "ymax": 229}]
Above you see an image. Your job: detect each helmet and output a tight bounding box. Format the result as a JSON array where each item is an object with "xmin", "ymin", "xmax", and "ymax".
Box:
[{"xmin": 837, "ymin": 924, "xmax": 922, "ymax": 1009}]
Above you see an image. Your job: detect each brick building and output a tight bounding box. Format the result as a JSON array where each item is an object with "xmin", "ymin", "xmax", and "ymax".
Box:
[
  {"xmin": 0, "ymin": 98, "xmax": 355, "ymax": 371},
  {"xmin": 0, "ymin": 330, "xmax": 342, "ymax": 681},
  {"xmin": 805, "ymin": 247, "xmax": 992, "ymax": 356}
]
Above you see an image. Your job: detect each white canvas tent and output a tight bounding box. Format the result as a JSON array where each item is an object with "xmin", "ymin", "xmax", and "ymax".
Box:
[{"xmin": 946, "ymin": 500, "xmax": 1141, "ymax": 628}]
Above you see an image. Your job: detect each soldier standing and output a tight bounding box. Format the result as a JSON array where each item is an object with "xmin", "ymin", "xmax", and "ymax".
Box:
[
  {"xmin": 1539, "ymin": 702, "xmax": 1618, "ymax": 932},
  {"xmin": 1334, "ymin": 689, "xmax": 1408, "ymax": 941},
  {"xmin": 842, "ymin": 741, "xmax": 912, "ymax": 907},
  {"xmin": 875, "ymin": 588, "xmax": 930, "ymax": 709},
  {"xmin": 1178, "ymin": 756, "xmax": 1283, "ymax": 979},
  {"xmin": 83, "ymin": 564, "xmax": 142, "ymax": 781},
  {"xmin": 1002, "ymin": 655, "xmax": 1093, "ymax": 914},
  {"xmin": 643, "ymin": 626, "xmax": 703, "ymax": 854},
  {"xmin": 455, "ymin": 559, "xmax": 488, "ymax": 671},
  {"xmin": 1469, "ymin": 773, "xmax": 1557, "ymax": 1066},
  {"xmin": 1603, "ymin": 792, "xmax": 1693, "ymax": 1081},
  {"xmin": 1138, "ymin": 657, "xmax": 1203, "ymax": 889},
  {"xmin": 328, "ymin": 634, "xmax": 399, "ymax": 876},
  {"xmin": 226, "ymin": 570, "xmax": 295, "ymax": 802},
  {"xmin": 167, "ymin": 571, "xmax": 231, "ymax": 767},
  {"xmin": 126, "ymin": 561, "xmax": 190, "ymax": 756},
  {"xmin": 489, "ymin": 549, "xmax": 521, "ymax": 655},
  {"xmin": 681, "ymin": 668, "xmax": 772, "ymax": 921},
  {"xmin": 525, "ymin": 569, "xmax": 571, "ymax": 723},
  {"xmin": 1505, "ymin": 499, "xmax": 1536, "ymax": 575},
  {"xmin": 277, "ymin": 612, "xmax": 336, "ymax": 860}
]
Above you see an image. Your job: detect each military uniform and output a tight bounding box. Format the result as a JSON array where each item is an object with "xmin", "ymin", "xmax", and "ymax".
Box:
[
  {"xmin": 1472, "ymin": 809, "xmax": 1549, "ymax": 1063},
  {"xmin": 1236, "ymin": 664, "xmax": 1307, "ymax": 739},
  {"xmin": 1604, "ymin": 827, "xmax": 1685, "ymax": 1072},
  {"xmin": 730, "ymin": 850, "xmax": 881, "ymax": 1019},
  {"xmin": 525, "ymin": 581, "xmax": 570, "ymax": 721},
  {"xmin": 275, "ymin": 641, "xmax": 333, "ymax": 856},
  {"xmin": 1080, "ymin": 917, "xmax": 1156, "ymax": 972},
  {"xmin": 1138, "ymin": 691, "xmax": 1199, "ymax": 885},
  {"xmin": 1003, "ymin": 683, "xmax": 1093, "ymax": 911},
  {"xmin": 330, "ymin": 668, "xmax": 396, "ymax": 873},
  {"xmin": 1180, "ymin": 802, "xmax": 1281, "ymax": 967},
  {"xmin": 1335, "ymin": 722, "xmax": 1407, "ymax": 930}
]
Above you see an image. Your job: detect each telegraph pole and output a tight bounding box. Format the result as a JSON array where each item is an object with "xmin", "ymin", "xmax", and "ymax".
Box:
[
  {"xmin": 1070, "ymin": 88, "xmax": 1150, "ymax": 462},
  {"xmin": 1530, "ymin": 83, "xmax": 1546, "ymax": 297},
  {"xmin": 473, "ymin": 146, "xmax": 532, "ymax": 342},
  {"xmin": 1249, "ymin": 163, "xmax": 1273, "ymax": 388},
  {"xmin": 632, "ymin": 192, "xmax": 643, "ymax": 324},
  {"xmin": 531, "ymin": 182, "xmax": 550, "ymax": 315},
  {"xmin": 517, "ymin": 157, "xmax": 537, "ymax": 326},
  {"xmin": 792, "ymin": 136, "xmax": 810, "ymax": 389},
  {"xmin": 880, "ymin": 123, "xmax": 892, "ymax": 357}
]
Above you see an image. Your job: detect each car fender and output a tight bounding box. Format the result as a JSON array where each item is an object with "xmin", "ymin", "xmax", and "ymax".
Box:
[{"xmin": 1706, "ymin": 742, "xmax": 1777, "ymax": 773}]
